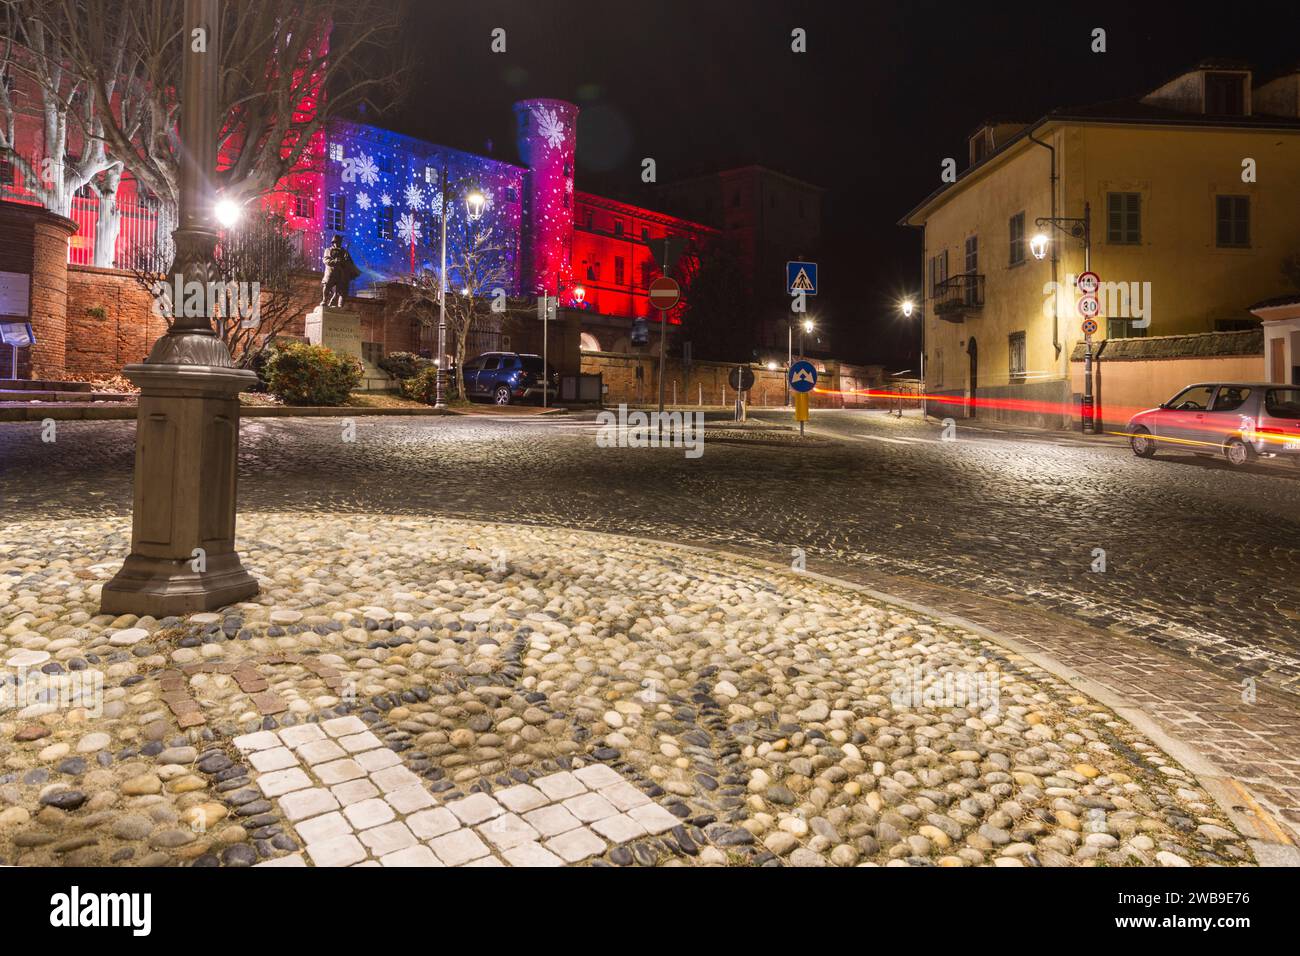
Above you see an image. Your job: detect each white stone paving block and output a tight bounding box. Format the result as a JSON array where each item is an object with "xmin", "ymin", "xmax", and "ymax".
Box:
[
  {"xmin": 306, "ymin": 833, "xmax": 367, "ymax": 867},
  {"xmin": 280, "ymin": 787, "xmax": 342, "ymax": 822},
  {"xmin": 257, "ymin": 767, "xmax": 314, "ymax": 799},
  {"xmin": 429, "ymin": 828, "xmax": 491, "ymax": 866}
]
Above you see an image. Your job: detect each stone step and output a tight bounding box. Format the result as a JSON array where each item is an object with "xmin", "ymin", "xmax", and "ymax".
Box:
[
  {"xmin": 0, "ymin": 378, "xmax": 93, "ymax": 392},
  {"xmin": 0, "ymin": 389, "xmax": 133, "ymax": 404}
]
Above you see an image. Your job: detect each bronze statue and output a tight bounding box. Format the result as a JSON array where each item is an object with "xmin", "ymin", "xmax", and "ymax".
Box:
[{"xmin": 322, "ymin": 235, "xmax": 360, "ymax": 307}]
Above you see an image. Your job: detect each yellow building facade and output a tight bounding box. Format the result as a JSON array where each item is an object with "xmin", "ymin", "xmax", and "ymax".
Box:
[{"xmin": 902, "ymin": 63, "xmax": 1300, "ymax": 426}]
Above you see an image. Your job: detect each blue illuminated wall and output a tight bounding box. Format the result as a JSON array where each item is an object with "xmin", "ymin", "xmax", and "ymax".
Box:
[{"xmin": 318, "ymin": 121, "xmax": 526, "ymax": 292}]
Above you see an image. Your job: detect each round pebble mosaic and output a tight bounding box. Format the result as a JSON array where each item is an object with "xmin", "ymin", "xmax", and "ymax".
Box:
[{"xmin": 0, "ymin": 514, "xmax": 1253, "ymax": 866}]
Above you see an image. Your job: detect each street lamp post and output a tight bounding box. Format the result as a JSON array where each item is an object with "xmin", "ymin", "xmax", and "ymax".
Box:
[
  {"xmin": 1032, "ymin": 202, "xmax": 1093, "ymax": 432},
  {"xmin": 434, "ymin": 167, "xmax": 485, "ymax": 409},
  {"xmin": 901, "ymin": 298, "xmax": 926, "ymax": 420},
  {"xmin": 785, "ymin": 323, "xmax": 792, "ymax": 407},
  {"xmin": 101, "ymin": 0, "xmax": 259, "ymax": 616}
]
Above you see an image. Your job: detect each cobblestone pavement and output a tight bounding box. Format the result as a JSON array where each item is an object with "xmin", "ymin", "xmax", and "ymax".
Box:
[
  {"xmin": 2, "ymin": 410, "xmax": 1299, "ymax": 846},
  {"xmin": 4, "ymin": 411, "xmax": 1298, "ymax": 693},
  {"xmin": 0, "ymin": 516, "xmax": 1257, "ymax": 866}
]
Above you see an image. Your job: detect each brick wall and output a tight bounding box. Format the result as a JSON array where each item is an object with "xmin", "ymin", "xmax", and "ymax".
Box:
[
  {"xmin": 65, "ymin": 265, "xmax": 170, "ymax": 374},
  {"xmin": 60, "ymin": 268, "xmax": 420, "ymax": 378},
  {"xmin": 581, "ymin": 351, "xmax": 885, "ymax": 407}
]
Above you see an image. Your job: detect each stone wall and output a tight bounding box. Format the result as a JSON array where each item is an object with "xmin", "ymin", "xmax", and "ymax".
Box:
[
  {"xmin": 1070, "ymin": 332, "xmax": 1266, "ymax": 430},
  {"xmin": 580, "ymin": 351, "xmax": 886, "ymax": 408}
]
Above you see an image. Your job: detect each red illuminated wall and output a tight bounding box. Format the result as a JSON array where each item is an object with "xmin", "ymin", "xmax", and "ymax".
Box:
[{"xmin": 571, "ymin": 191, "xmax": 712, "ymax": 321}]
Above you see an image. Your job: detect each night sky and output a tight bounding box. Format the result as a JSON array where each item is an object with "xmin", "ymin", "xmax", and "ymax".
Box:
[{"xmin": 369, "ymin": 0, "xmax": 1300, "ymax": 367}]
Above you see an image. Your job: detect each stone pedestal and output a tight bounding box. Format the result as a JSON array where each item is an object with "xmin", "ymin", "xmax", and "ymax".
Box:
[
  {"xmin": 306, "ymin": 305, "xmax": 390, "ymax": 389},
  {"xmin": 306, "ymin": 305, "xmax": 363, "ymax": 361},
  {"xmin": 100, "ymin": 362, "xmax": 260, "ymax": 615}
]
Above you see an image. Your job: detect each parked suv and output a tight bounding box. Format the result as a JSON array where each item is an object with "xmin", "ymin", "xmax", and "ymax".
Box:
[
  {"xmin": 1127, "ymin": 382, "xmax": 1300, "ymax": 468},
  {"xmin": 461, "ymin": 352, "xmax": 558, "ymax": 405}
]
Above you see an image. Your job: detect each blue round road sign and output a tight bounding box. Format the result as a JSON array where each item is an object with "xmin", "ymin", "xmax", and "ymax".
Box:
[{"xmin": 789, "ymin": 360, "xmax": 818, "ymax": 393}]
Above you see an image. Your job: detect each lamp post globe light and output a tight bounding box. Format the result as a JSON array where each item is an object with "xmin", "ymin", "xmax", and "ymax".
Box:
[
  {"xmin": 900, "ymin": 296, "xmax": 926, "ymax": 419},
  {"xmin": 101, "ymin": 0, "xmax": 260, "ymax": 616},
  {"xmin": 1032, "ymin": 202, "xmax": 1095, "ymax": 431},
  {"xmin": 435, "ymin": 174, "xmax": 488, "ymax": 408}
]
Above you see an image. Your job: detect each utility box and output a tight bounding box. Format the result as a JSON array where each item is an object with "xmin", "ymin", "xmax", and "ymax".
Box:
[{"xmin": 560, "ymin": 373, "xmax": 603, "ymax": 402}]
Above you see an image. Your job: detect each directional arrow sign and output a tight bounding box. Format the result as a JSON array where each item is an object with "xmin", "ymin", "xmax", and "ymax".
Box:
[{"xmin": 789, "ymin": 360, "xmax": 818, "ymax": 393}]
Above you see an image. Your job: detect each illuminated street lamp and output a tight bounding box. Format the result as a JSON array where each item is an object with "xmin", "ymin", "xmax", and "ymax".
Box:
[
  {"xmin": 435, "ymin": 173, "xmax": 489, "ymax": 408},
  {"xmin": 900, "ymin": 296, "xmax": 926, "ymax": 419},
  {"xmin": 465, "ymin": 189, "xmax": 486, "ymax": 220},
  {"xmin": 571, "ymin": 285, "xmax": 586, "ymax": 305},
  {"xmin": 1033, "ymin": 203, "xmax": 1095, "ymax": 432},
  {"xmin": 101, "ymin": 0, "xmax": 259, "ymax": 615},
  {"xmin": 214, "ymin": 197, "xmax": 242, "ymax": 229},
  {"xmin": 800, "ymin": 318, "xmax": 814, "ymax": 359}
]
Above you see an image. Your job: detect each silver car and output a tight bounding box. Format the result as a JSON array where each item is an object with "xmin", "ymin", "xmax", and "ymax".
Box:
[{"xmin": 1128, "ymin": 382, "xmax": 1300, "ymax": 468}]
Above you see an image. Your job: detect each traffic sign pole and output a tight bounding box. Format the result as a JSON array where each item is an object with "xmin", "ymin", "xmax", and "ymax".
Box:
[
  {"xmin": 788, "ymin": 360, "xmax": 818, "ymax": 439},
  {"xmin": 1077, "ymin": 274, "xmax": 1101, "ymax": 436},
  {"xmin": 648, "ymin": 276, "xmax": 681, "ymax": 420}
]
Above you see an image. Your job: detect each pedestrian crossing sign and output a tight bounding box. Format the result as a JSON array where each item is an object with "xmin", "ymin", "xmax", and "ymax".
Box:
[{"xmin": 787, "ymin": 261, "xmax": 818, "ymax": 295}]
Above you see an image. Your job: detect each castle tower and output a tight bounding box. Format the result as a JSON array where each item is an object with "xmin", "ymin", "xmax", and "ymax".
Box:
[{"xmin": 514, "ymin": 98, "xmax": 579, "ymax": 297}]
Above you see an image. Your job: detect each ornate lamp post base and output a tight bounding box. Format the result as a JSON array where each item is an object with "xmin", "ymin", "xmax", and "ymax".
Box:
[{"xmin": 100, "ymin": 352, "xmax": 259, "ymax": 616}]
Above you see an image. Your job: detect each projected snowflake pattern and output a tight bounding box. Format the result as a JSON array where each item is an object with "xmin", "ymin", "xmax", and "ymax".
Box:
[
  {"xmin": 355, "ymin": 192, "xmax": 372, "ymax": 211},
  {"xmin": 397, "ymin": 212, "xmax": 422, "ymax": 245},
  {"xmin": 535, "ymin": 107, "xmax": 566, "ymax": 151},
  {"xmin": 405, "ymin": 183, "xmax": 424, "ymax": 208},
  {"xmin": 344, "ymin": 151, "xmax": 379, "ymax": 187}
]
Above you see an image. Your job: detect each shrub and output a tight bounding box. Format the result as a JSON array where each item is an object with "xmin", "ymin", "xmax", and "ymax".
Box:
[
  {"xmin": 378, "ymin": 351, "xmax": 431, "ymax": 380},
  {"xmin": 264, "ymin": 343, "xmax": 362, "ymax": 406},
  {"xmin": 399, "ymin": 365, "xmax": 441, "ymax": 405}
]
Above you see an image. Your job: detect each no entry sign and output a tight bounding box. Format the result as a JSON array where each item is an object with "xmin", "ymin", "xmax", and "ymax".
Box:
[{"xmin": 648, "ymin": 276, "xmax": 680, "ymax": 311}]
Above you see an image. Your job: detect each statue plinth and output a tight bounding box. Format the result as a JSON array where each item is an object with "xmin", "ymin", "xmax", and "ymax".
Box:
[{"xmin": 305, "ymin": 305, "xmax": 363, "ymax": 363}]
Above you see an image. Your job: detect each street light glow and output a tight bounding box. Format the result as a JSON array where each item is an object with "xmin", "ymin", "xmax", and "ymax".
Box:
[
  {"xmin": 803, "ymin": 319, "xmax": 814, "ymax": 333},
  {"xmin": 901, "ymin": 299, "xmax": 915, "ymax": 318},
  {"xmin": 214, "ymin": 198, "xmax": 241, "ymax": 229},
  {"xmin": 1030, "ymin": 233, "xmax": 1050, "ymax": 260},
  {"xmin": 465, "ymin": 190, "xmax": 486, "ymax": 221}
]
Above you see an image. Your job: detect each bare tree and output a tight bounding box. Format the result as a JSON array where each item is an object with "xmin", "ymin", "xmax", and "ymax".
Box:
[
  {"xmin": 128, "ymin": 207, "xmax": 311, "ymax": 367},
  {"xmin": 45, "ymin": 0, "xmax": 408, "ymax": 234},
  {"xmin": 396, "ymin": 214, "xmax": 516, "ymax": 400},
  {"xmin": 0, "ymin": 0, "xmax": 126, "ymax": 263}
]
